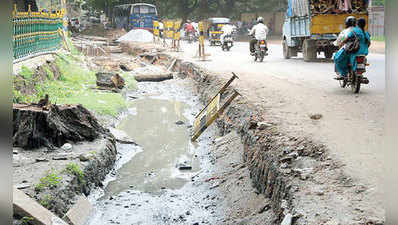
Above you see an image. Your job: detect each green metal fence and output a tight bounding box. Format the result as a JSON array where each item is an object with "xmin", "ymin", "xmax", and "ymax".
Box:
[{"xmin": 13, "ymin": 5, "xmax": 64, "ymax": 61}]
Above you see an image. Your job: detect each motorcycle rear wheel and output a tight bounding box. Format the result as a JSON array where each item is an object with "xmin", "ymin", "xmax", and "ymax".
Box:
[
  {"xmin": 339, "ymin": 79, "xmax": 347, "ymax": 88},
  {"xmin": 259, "ymin": 53, "xmax": 264, "ymax": 62},
  {"xmin": 351, "ymin": 76, "xmax": 361, "ymax": 94}
]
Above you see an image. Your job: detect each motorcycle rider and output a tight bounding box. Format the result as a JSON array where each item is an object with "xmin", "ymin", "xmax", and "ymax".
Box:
[
  {"xmin": 346, "ymin": 17, "xmax": 371, "ymax": 80},
  {"xmin": 249, "ymin": 17, "xmax": 269, "ymax": 56},
  {"xmin": 220, "ymin": 23, "xmax": 234, "ymax": 46},
  {"xmin": 334, "ymin": 16, "xmax": 357, "ymax": 80},
  {"xmin": 185, "ymin": 20, "xmax": 196, "ymax": 40},
  {"xmin": 159, "ymin": 20, "xmax": 164, "ymax": 38}
]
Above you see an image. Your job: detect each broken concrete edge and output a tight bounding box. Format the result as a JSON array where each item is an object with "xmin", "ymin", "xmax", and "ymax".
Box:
[
  {"xmin": 14, "ymin": 138, "xmax": 117, "ymax": 222},
  {"xmin": 63, "ymin": 196, "xmax": 93, "ymax": 225},
  {"xmin": 170, "ymin": 56, "xmax": 385, "ymax": 224},
  {"xmin": 13, "ymin": 188, "xmax": 68, "ymax": 225}
]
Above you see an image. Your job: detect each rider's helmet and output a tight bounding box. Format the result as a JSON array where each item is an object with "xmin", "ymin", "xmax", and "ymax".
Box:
[
  {"xmin": 257, "ymin": 17, "xmax": 264, "ymax": 24},
  {"xmin": 345, "ymin": 16, "xmax": 357, "ymax": 28}
]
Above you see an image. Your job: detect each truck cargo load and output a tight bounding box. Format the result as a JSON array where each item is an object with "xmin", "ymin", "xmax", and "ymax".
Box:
[{"xmin": 283, "ymin": 0, "xmax": 369, "ymax": 61}]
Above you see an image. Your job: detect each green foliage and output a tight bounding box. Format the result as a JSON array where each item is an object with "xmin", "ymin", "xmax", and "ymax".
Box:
[
  {"xmin": 372, "ymin": 0, "xmax": 384, "ymax": 6},
  {"xmin": 43, "ymin": 65, "xmax": 55, "ymax": 80},
  {"xmin": 15, "ymin": 55, "xmax": 127, "ymax": 116},
  {"xmin": 20, "ymin": 66, "xmax": 34, "ymax": 80},
  {"xmin": 39, "ymin": 194, "xmax": 53, "ymax": 208},
  {"xmin": 35, "ymin": 169, "xmax": 62, "ymax": 192},
  {"xmin": 20, "ymin": 216, "xmax": 34, "ymax": 225},
  {"xmin": 64, "ymin": 163, "xmax": 86, "ymax": 184},
  {"xmin": 13, "ymin": 89, "xmax": 26, "ymax": 103},
  {"xmin": 122, "ymin": 72, "xmax": 137, "ymax": 90}
]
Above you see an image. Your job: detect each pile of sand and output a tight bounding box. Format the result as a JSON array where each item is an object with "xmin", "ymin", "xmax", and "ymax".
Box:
[{"xmin": 117, "ymin": 29, "xmax": 153, "ymax": 43}]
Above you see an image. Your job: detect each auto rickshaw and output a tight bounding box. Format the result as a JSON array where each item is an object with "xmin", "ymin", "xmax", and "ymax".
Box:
[{"xmin": 207, "ymin": 17, "xmax": 231, "ymax": 46}]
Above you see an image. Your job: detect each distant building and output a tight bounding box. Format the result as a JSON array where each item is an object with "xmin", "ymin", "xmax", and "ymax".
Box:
[{"xmin": 369, "ymin": 0, "xmax": 385, "ymax": 37}]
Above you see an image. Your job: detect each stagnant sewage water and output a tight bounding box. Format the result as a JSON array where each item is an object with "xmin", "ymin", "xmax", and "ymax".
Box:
[{"xmin": 87, "ymin": 80, "xmax": 223, "ymax": 225}]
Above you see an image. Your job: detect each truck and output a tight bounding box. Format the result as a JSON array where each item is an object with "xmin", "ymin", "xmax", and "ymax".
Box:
[{"xmin": 282, "ymin": 0, "xmax": 369, "ymax": 62}]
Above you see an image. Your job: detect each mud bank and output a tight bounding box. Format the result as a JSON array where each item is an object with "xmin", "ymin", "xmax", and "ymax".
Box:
[
  {"xmin": 12, "ymin": 55, "xmax": 122, "ymax": 221},
  {"xmin": 174, "ymin": 60, "xmax": 385, "ymax": 224}
]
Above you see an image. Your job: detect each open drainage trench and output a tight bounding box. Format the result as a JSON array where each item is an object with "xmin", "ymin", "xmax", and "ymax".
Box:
[{"xmin": 87, "ymin": 79, "xmax": 224, "ymax": 225}]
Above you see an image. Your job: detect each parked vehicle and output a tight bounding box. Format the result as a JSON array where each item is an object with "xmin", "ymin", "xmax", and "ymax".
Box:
[
  {"xmin": 337, "ymin": 55, "xmax": 369, "ymax": 93},
  {"xmin": 221, "ymin": 35, "xmax": 234, "ymax": 51},
  {"xmin": 113, "ymin": 3, "xmax": 158, "ymax": 31},
  {"xmin": 207, "ymin": 17, "xmax": 231, "ymax": 46},
  {"xmin": 282, "ymin": 0, "xmax": 369, "ymax": 62}
]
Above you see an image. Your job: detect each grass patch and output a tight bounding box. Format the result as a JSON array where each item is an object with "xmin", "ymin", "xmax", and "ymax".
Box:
[
  {"xmin": 20, "ymin": 66, "xmax": 34, "ymax": 80},
  {"xmin": 21, "ymin": 216, "xmax": 34, "ymax": 225},
  {"xmin": 122, "ymin": 72, "xmax": 137, "ymax": 90},
  {"xmin": 42, "ymin": 64, "xmax": 54, "ymax": 80},
  {"xmin": 35, "ymin": 169, "xmax": 62, "ymax": 192},
  {"xmin": 64, "ymin": 163, "xmax": 86, "ymax": 184},
  {"xmin": 39, "ymin": 194, "xmax": 53, "ymax": 208},
  {"xmin": 371, "ymin": 36, "xmax": 385, "ymax": 42},
  {"xmin": 15, "ymin": 55, "xmax": 127, "ymax": 116}
]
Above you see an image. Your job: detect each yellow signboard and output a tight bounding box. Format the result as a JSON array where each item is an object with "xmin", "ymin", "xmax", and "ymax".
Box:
[
  {"xmin": 153, "ymin": 21, "xmax": 159, "ymax": 36},
  {"xmin": 192, "ymin": 94, "xmax": 220, "ymax": 141},
  {"xmin": 199, "ymin": 22, "xmax": 204, "ymax": 45}
]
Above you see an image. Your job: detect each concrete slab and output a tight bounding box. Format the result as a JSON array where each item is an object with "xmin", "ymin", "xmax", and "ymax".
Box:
[
  {"xmin": 13, "ymin": 188, "xmax": 68, "ymax": 225},
  {"xmin": 63, "ymin": 196, "xmax": 93, "ymax": 225}
]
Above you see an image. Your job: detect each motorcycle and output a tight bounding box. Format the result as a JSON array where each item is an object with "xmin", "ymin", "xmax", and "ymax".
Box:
[
  {"xmin": 253, "ymin": 39, "xmax": 268, "ymax": 62},
  {"xmin": 221, "ymin": 35, "xmax": 234, "ymax": 51},
  {"xmin": 337, "ymin": 55, "xmax": 370, "ymax": 93},
  {"xmin": 187, "ymin": 32, "xmax": 194, "ymax": 44}
]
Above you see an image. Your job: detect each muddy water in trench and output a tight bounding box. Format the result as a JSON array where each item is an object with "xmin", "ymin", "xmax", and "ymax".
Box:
[
  {"xmin": 88, "ymin": 81, "xmax": 223, "ymax": 225},
  {"xmin": 106, "ymin": 98, "xmax": 200, "ymax": 195}
]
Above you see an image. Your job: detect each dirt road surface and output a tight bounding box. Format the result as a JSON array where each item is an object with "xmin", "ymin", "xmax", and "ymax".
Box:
[{"xmin": 170, "ymin": 41, "xmax": 385, "ymax": 199}]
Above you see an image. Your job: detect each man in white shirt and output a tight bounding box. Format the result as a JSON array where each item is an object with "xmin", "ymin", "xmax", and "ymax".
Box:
[
  {"xmin": 220, "ymin": 23, "xmax": 234, "ymax": 45},
  {"xmin": 159, "ymin": 21, "xmax": 164, "ymax": 38},
  {"xmin": 249, "ymin": 17, "xmax": 269, "ymax": 55}
]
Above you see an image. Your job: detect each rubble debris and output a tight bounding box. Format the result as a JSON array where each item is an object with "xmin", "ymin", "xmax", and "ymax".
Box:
[
  {"xmin": 15, "ymin": 183, "xmax": 31, "ymax": 190},
  {"xmin": 108, "ymin": 128, "xmax": 136, "ymax": 144},
  {"xmin": 257, "ymin": 121, "xmax": 273, "ymax": 130},
  {"xmin": 61, "ymin": 143, "xmax": 73, "ymax": 151},
  {"xmin": 310, "ymin": 113, "xmax": 323, "ymax": 120},
  {"xmin": 175, "ymin": 121, "xmax": 185, "ymax": 125},
  {"xmin": 35, "ymin": 158, "xmax": 48, "ymax": 162},
  {"xmin": 95, "ymin": 72, "xmax": 125, "ymax": 90},
  {"xmin": 63, "ymin": 196, "xmax": 93, "ymax": 225},
  {"xmin": 135, "ymin": 73, "xmax": 173, "ymax": 82},
  {"xmin": 281, "ymin": 213, "xmax": 293, "ymax": 225},
  {"xmin": 177, "ymin": 164, "xmax": 192, "ymax": 170},
  {"xmin": 13, "ymin": 104, "xmax": 111, "ymax": 149}
]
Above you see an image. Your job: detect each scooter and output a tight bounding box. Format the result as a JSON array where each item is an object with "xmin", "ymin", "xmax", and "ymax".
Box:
[
  {"xmin": 336, "ymin": 55, "xmax": 370, "ymax": 93},
  {"xmin": 221, "ymin": 35, "xmax": 234, "ymax": 51}
]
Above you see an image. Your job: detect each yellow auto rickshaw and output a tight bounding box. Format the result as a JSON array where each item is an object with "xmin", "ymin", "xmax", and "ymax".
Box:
[{"xmin": 207, "ymin": 17, "xmax": 231, "ymax": 46}]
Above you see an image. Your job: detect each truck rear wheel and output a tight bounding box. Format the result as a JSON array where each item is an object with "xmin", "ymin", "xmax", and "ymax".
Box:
[
  {"xmin": 283, "ymin": 39, "xmax": 291, "ymax": 59},
  {"xmin": 324, "ymin": 48, "xmax": 334, "ymax": 59},
  {"xmin": 303, "ymin": 39, "xmax": 317, "ymax": 62}
]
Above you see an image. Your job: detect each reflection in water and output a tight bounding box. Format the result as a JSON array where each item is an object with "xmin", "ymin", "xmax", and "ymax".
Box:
[{"xmin": 105, "ymin": 98, "xmax": 199, "ymax": 196}]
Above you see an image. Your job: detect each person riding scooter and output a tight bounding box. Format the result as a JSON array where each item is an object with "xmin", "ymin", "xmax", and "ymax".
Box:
[
  {"xmin": 334, "ymin": 16, "xmax": 357, "ymax": 80},
  {"xmin": 249, "ymin": 17, "xmax": 269, "ymax": 56},
  {"xmin": 220, "ymin": 23, "xmax": 234, "ymax": 46}
]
